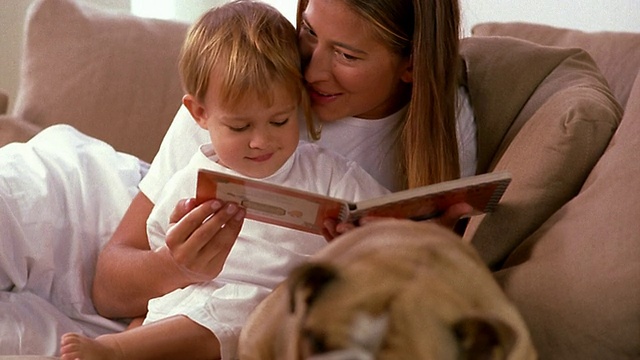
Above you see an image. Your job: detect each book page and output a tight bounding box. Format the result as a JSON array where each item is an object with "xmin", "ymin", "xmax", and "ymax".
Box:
[
  {"xmin": 348, "ymin": 171, "xmax": 511, "ymax": 222},
  {"xmin": 196, "ymin": 169, "xmax": 347, "ymax": 235}
]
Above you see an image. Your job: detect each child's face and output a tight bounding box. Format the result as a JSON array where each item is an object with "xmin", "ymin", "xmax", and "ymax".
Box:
[{"xmin": 191, "ymin": 82, "xmax": 301, "ymax": 179}]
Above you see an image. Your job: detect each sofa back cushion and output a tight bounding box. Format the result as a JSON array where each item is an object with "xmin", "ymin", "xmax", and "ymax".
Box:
[
  {"xmin": 494, "ymin": 70, "xmax": 640, "ymax": 360},
  {"xmin": 0, "ymin": 90, "xmax": 7, "ymax": 115},
  {"xmin": 13, "ymin": 0, "xmax": 189, "ymax": 162},
  {"xmin": 461, "ymin": 37, "xmax": 622, "ymax": 267},
  {"xmin": 472, "ymin": 22, "xmax": 640, "ymax": 109}
]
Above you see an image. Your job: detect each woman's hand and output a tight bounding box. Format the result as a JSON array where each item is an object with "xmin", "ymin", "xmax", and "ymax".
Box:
[
  {"xmin": 430, "ymin": 202, "xmax": 474, "ymax": 229},
  {"xmin": 322, "ymin": 202, "xmax": 473, "ymax": 241},
  {"xmin": 162, "ymin": 198, "xmax": 245, "ymax": 283}
]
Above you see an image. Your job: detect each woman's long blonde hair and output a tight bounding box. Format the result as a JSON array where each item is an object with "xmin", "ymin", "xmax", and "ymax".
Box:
[{"xmin": 296, "ymin": 0, "xmax": 461, "ymax": 188}]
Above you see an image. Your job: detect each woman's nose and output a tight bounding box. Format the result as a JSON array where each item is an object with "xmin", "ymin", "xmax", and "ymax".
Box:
[{"xmin": 303, "ymin": 45, "xmax": 331, "ymax": 84}]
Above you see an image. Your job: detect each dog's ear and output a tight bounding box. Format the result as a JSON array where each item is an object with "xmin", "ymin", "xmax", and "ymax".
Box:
[
  {"xmin": 453, "ymin": 315, "xmax": 517, "ymax": 360},
  {"xmin": 287, "ymin": 262, "xmax": 339, "ymax": 313}
]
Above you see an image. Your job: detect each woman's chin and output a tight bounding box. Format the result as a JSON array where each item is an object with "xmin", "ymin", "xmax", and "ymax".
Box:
[{"xmin": 312, "ymin": 107, "xmax": 344, "ymax": 123}]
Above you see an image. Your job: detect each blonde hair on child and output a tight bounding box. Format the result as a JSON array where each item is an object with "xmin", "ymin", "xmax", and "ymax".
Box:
[{"xmin": 180, "ymin": 0, "xmax": 319, "ymax": 140}]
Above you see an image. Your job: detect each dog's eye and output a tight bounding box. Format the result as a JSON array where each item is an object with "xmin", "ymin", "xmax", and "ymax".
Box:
[{"xmin": 302, "ymin": 330, "xmax": 330, "ymax": 355}]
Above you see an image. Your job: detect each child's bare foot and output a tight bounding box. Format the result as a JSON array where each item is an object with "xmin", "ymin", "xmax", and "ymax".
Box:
[{"xmin": 60, "ymin": 332, "xmax": 121, "ymax": 360}]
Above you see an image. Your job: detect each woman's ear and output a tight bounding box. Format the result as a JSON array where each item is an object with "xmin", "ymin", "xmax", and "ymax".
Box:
[
  {"xmin": 183, "ymin": 94, "xmax": 209, "ymax": 130},
  {"xmin": 400, "ymin": 55, "xmax": 413, "ymax": 83}
]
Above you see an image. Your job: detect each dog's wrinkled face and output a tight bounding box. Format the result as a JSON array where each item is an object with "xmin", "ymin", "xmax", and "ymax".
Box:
[
  {"xmin": 290, "ymin": 263, "xmax": 518, "ymax": 360},
  {"xmin": 286, "ymin": 221, "xmax": 536, "ymax": 360},
  {"xmin": 289, "ymin": 264, "xmax": 391, "ymax": 359},
  {"xmin": 239, "ymin": 220, "xmax": 536, "ymax": 360}
]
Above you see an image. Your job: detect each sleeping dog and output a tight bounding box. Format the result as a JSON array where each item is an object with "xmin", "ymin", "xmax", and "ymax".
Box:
[{"xmin": 239, "ymin": 220, "xmax": 536, "ymax": 360}]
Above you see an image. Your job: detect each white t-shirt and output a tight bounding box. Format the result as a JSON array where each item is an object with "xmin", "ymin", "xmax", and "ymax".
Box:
[
  {"xmin": 139, "ymin": 87, "xmax": 476, "ymax": 199},
  {"xmin": 144, "ymin": 141, "xmax": 389, "ymax": 359}
]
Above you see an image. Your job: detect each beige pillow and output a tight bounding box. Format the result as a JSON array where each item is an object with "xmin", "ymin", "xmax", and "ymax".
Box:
[
  {"xmin": 472, "ymin": 22, "xmax": 640, "ymax": 109},
  {"xmin": 494, "ymin": 72, "xmax": 640, "ymax": 359},
  {"xmin": 0, "ymin": 90, "xmax": 7, "ymax": 115},
  {"xmin": 461, "ymin": 37, "xmax": 622, "ymax": 267},
  {"xmin": 0, "ymin": 115, "xmax": 41, "ymax": 147},
  {"xmin": 13, "ymin": 0, "xmax": 189, "ymax": 162}
]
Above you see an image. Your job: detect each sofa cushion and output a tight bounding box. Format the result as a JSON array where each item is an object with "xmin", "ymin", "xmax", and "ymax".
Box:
[
  {"xmin": 461, "ymin": 37, "xmax": 622, "ymax": 268},
  {"xmin": 494, "ymin": 71, "xmax": 640, "ymax": 359},
  {"xmin": 0, "ymin": 115, "xmax": 41, "ymax": 148},
  {"xmin": 472, "ymin": 22, "xmax": 640, "ymax": 109},
  {"xmin": 12, "ymin": 0, "xmax": 189, "ymax": 162},
  {"xmin": 0, "ymin": 90, "xmax": 8, "ymax": 116}
]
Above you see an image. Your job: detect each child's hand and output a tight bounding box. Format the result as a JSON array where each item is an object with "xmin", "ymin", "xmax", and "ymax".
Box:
[{"xmin": 163, "ymin": 198, "xmax": 245, "ymax": 283}]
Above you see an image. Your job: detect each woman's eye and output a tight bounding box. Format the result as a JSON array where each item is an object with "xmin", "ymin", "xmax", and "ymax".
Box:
[
  {"xmin": 336, "ymin": 50, "xmax": 358, "ymax": 62},
  {"xmin": 300, "ymin": 21, "xmax": 316, "ymax": 38}
]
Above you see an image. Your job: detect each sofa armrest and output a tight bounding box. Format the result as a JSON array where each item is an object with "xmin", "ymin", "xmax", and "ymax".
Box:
[
  {"xmin": 0, "ymin": 89, "xmax": 8, "ymax": 115},
  {"xmin": 0, "ymin": 115, "xmax": 42, "ymax": 147}
]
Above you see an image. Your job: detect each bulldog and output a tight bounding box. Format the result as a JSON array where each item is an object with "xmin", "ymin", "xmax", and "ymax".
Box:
[{"xmin": 239, "ymin": 220, "xmax": 536, "ymax": 360}]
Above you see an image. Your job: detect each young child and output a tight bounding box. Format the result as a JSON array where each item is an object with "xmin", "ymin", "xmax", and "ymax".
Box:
[{"xmin": 60, "ymin": 1, "xmax": 389, "ymax": 359}]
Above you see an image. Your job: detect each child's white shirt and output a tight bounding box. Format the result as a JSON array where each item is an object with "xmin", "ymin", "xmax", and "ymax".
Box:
[{"xmin": 144, "ymin": 141, "xmax": 389, "ymax": 360}]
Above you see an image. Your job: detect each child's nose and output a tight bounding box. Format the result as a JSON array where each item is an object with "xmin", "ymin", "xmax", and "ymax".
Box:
[{"xmin": 249, "ymin": 130, "xmax": 272, "ymax": 149}]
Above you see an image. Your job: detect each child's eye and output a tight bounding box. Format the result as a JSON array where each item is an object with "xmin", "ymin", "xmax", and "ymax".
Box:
[
  {"xmin": 271, "ymin": 118, "xmax": 289, "ymax": 127},
  {"xmin": 228, "ymin": 124, "xmax": 249, "ymax": 132}
]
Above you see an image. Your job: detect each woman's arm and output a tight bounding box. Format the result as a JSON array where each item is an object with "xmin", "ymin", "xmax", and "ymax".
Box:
[{"xmin": 92, "ymin": 192, "xmax": 244, "ymax": 319}]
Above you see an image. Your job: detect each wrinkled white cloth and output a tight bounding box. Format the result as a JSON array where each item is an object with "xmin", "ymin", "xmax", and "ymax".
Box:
[{"xmin": 0, "ymin": 125, "xmax": 144, "ymax": 355}]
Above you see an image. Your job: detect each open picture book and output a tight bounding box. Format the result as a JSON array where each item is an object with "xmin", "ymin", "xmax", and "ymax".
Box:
[{"xmin": 195, "ymin": 169, "xmax": 512, "ymax": 235}]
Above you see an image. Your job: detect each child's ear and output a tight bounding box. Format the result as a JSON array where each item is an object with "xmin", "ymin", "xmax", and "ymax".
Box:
[{"xmin": 183, "ymin": 94, "xmax": 209, "ymax": 130}]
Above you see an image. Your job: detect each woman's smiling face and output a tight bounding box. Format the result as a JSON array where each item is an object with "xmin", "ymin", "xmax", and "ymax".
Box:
[{"xmin": 298, "ymin": 0, "xmax": 413, "ymax": 122}]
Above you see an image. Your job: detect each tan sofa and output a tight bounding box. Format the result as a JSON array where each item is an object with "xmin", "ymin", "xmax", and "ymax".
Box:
[{"xmin": 0, "ymin": 0, "xmax": 638, "ymax": 358}]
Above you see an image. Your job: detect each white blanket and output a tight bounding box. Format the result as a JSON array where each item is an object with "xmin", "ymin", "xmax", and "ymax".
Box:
[{"xmin": 0, "ymin": 125, "xmax": 144, "ymax": 355}]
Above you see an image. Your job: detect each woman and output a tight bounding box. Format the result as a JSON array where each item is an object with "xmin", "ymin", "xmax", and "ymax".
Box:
[{"xmin": 92, "ymin": 0, "xmax": 476, "ymax": 341}]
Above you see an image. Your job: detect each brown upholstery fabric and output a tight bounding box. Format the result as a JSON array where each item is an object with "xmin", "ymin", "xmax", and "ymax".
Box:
[
  {"xmin": 469, "ymin": 22, "xmax": 640, "ymax": 359},
  {"xmin": 0, "ymin": 115, "xmax": 41, "ymax": 148},
  {"xmin": 460, "ymin": 37, "xmax": 622, "ymax": 268},
  {"xmin": 0, "ymin": 90, "xmax": 8, "ymax": 115},
  {"xmin": 12, "ymin": 0, "xmax": 189, "ymax": 162},
  {"xmin": 472, "ymin": 22, "xmax": 640, "ymax": 109},
  {"xmin": 495, "ymin": 72, "xmax": 640, "ymax": 360}
]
